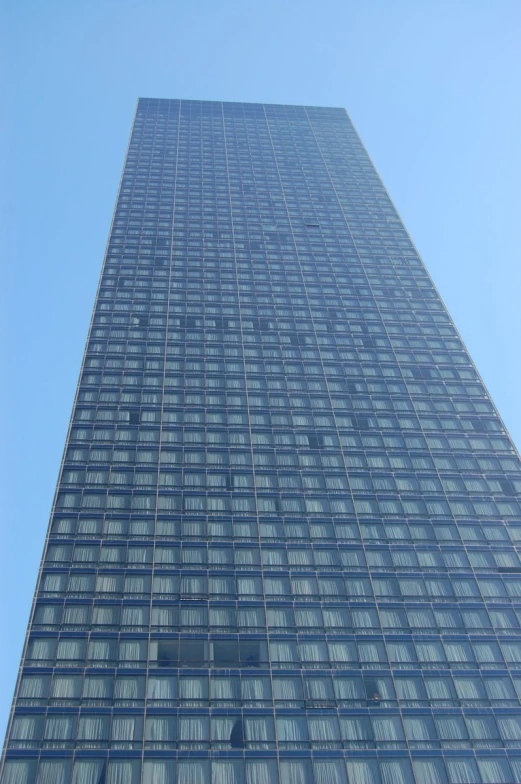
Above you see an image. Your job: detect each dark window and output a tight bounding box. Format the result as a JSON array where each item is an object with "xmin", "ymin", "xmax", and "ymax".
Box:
[
  {"xmin": 180, "ymin": 640, "xmax": 205, "ymax": 666},
  {"xmin": 157, "ymin": 641, "xmax": 178, "ymax": 666},
  {"xmin": 500, "ymin": 479, "xmax": 515, "ymax": 494},
  {"xmin": 230, "ymin": 719, "xmax": 245, "ymax": 748},
  {"xmin": 307, "ymin": 434, "xmax": 325, "ymax": 449}
]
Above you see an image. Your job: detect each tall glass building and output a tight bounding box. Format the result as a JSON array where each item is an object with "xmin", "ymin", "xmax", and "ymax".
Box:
[{"xmin": 3, "ymin": 98, "xmax": 521, "ymax": 784}]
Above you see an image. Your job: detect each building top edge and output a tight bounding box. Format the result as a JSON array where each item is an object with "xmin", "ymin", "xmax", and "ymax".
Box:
[{"xmin": 136, "ymin": 97, "xmax": 347, "ymax": 112}]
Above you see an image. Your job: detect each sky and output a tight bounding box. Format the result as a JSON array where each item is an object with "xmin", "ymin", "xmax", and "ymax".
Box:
[{"xmin": 1, "ymin": 0, "xmax": 520, "ymax": 737}]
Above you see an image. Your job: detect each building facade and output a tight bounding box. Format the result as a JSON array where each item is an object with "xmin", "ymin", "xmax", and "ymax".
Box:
[{"xmin": 2, "ymin": 98, "xmax": 521, "ymax": 784}]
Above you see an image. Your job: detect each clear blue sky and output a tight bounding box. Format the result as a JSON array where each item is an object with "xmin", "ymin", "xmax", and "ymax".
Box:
[{"xmin": 1, "ymin": 0, "xmax": 520, "ymax": 737}]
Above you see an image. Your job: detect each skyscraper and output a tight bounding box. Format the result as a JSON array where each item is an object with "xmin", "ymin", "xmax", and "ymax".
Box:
[{"xmin": 2, "ymin": 97, "xmax": 521, "ymax": 783}]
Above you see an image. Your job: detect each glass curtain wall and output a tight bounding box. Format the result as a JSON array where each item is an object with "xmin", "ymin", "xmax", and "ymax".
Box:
[{"xmin": 2, "ymin": 98, "xmax": 521, "ymax": 783}]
